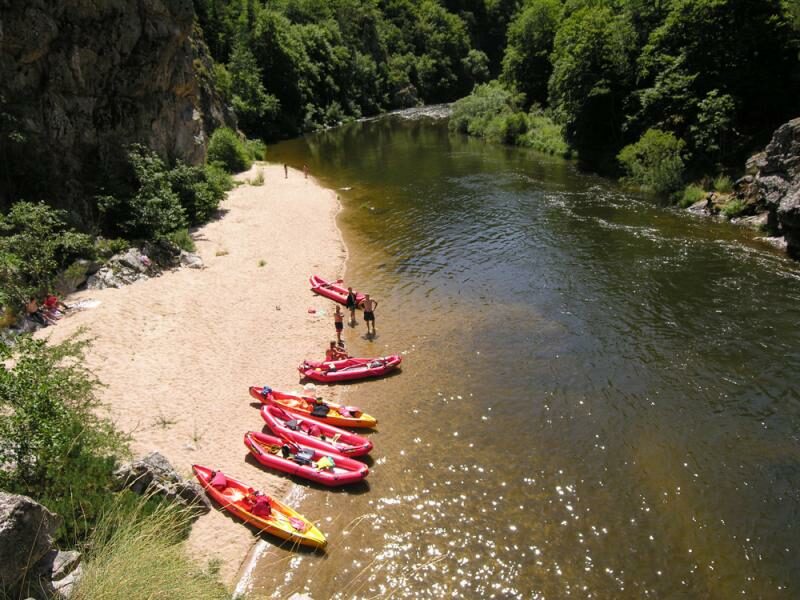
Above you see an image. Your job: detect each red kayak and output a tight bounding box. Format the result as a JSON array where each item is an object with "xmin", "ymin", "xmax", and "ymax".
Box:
[
  {"xmin": 244, "ymin": 431, "xmax": 368, "ymax": 486},
  {"xmin": 260, "ymin": 405, "xmax": 373, "ymax": 457},
  {"xmin": 309, "ymin": 275, "xmax": 365, "ymax": 307},
  {"xmin": 299, "ymin": 355, "xmax": 402, "ymax": 383}
]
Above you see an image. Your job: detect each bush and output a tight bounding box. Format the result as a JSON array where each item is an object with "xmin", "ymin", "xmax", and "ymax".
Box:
[
  {"xmin": 167, "ymin": 228, "xmax": 195, "ymax": 252},
  {"xmin": 679, "ymin": 184, "xmax": 706, "ymax": 208},
  {"xmin": 0, "ymin": 334, "xmax": 128, "ymax": 546},
  {"xmin": 207, "ymin": 127, "xmax": 252, "ymax": 173},
  {"xmin": 713, "ymin": 174, "xmax": 733, "ymax": 193},
  {"xmin": 522, "ymin": 110, "xmax": 572, "ymax": 158},
  {"xmin": 449, "ymin": 82, "xmax": 523, "ymax": 136},
  {"xmin": 250, "ymin": 168, "xmax": 265, "ymax": 186},
  {"xmin": 618, "ymin": 129, "xmax": 686, "ymax": 194},
  {"xmin": 97, "ymin": 145, "xmax": 187, "ymax": 241},
  {"xmin": 94, "ymin": 237, "xmax": 131, "ymax": 260},
  {"xmin": 73, "ymin": 499, "xmax": 228, "ymax": 600},
  {"xmin": 245, "ymin": 138, "xmax": 267, "ymax": 162},
  {"xmin": 0, "ymin": 201, "xmax": 93, "ymax": 308},
  {"xmin": 167, "ymin": 162, "xmax": 231, "ymax": 226},
  {"xmin": 722, "ymin": 198, "xmax": 746, "ymax": 218},
  {"xmin": 486, "ymin": 112, "xmax": 529, "ymax": 145}
]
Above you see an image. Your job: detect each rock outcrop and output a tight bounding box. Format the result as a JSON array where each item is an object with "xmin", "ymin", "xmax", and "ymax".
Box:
[
  {"xmin": 733, "ymin": 117, "xmax": 800, "ymax": 256},
  {"xmin": 87, "ymin": 240, "xmax": 202, "ymax": 289},
  {"xmin": 113, "ymin": 452, "xmax": 210, "ymax": 513},
  {"xmin": 0, "ymin": 0, "xmax": 235, "ymax": 209}
]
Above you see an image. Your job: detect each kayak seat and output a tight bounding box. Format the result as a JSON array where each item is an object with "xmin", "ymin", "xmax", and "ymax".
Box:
[
  {"xmin": 286, "ymin": 419, "xmax": 302, "ymax": 431},
  {"xmin": 311, "ymin": 404, "xmax": 330, "ymax": 418},
  {"xmin": 295, "ymin": 448, "xmax": 315, "ymax": 466}
]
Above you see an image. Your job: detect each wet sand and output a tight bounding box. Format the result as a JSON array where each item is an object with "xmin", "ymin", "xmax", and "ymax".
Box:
[{"xmin": 41, "ymin": 163, "xmax": 346, "ymax": 585}]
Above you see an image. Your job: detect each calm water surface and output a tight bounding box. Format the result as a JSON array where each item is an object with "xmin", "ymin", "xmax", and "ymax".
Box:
[{"xmin": 250, "ymin": 116, "xmax": 800, "ymax": 599}]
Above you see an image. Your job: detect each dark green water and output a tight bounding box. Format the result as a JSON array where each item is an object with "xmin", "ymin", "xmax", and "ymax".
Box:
[{"xmin": 251, "ymin": 115, "xmax": 800, "ymax": 598}]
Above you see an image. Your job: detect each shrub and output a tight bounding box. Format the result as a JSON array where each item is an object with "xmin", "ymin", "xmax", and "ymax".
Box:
[
  {"xmin": 722, "ymin": 198, "xmax": 746, "ymax": 218},
  {"xmin": 713, "ymin": 174, "xmax": 733, "ymax": 193},
  {"xmin": 167, "ymin": 229, "xmax": 195, "ymax": 252},
  {"xmin": 251, "ymin": 169, "xmax": 265, "ymax": 186},
  {"xmin": 73, "ymin": 499, "xmax": 228, "ymax": 600},
  {"xmin": 0, "ymin": 334, "xmax": 128, "ymax": 545},
  {"xmin": 679, "ymin": 184, "xmax": 706, "ymax": 208},
  {"xmin": 207, "ymin": 127, "xmax": 252, "ymax": 173},
  {"xmin": 245, "ymin": 138, "xmax": 267, "ymax": 162},
  {"xmin": 0, "ymin": 201, "xmax": 93, "ymax": 307},
  {"xmin": 486, "ymin": 112, "xmax": 529, "ymax": 145},
  {"xmin": 522, "ymin": 110, "xmax": 572, "ymax": 158},
  {"xmin": 168, "ymin": 162, "xmax": 231, "ymax": 226},
  {"xmin": 94, "ymin": 237, "xmax": 131, "ymax": 260},
  {"xmin": 618, "ymin": 129, "xmax": 686, "ymax": 194},
  {"xmin": 449, "ymin": 82, "xmax": 523, "ymax": 136},
  {"xmin": 97, "ymin": 145, "xmax": 187, "ymax": 241}
]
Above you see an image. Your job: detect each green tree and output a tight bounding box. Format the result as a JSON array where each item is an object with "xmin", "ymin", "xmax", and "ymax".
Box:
[
  {"xmin": 500, "ymin": 0, "xmax": 562, "ymax": 106},
  {"xmin": 206, "ymin": 127, "xmax": 253, "ymax": 172},
  {"xmin": 617, "ymin": 128, "xmax": 686, "ymax": 194},
  {"xmin": 228, "ymin": 41, "xmax": 281, "ymax": 136},
  {"xmin": 549, "ymin": 6, "xmax": 637, "ymax": 170}
]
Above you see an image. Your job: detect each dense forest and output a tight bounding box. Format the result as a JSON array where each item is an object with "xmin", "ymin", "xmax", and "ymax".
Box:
[{"xmin": 195, "ymin": 0, "xmax": 800, "ymax": 186}]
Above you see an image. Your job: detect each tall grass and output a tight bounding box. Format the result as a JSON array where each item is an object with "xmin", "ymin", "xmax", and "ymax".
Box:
[
  {"xmin": 713, "ymin": 174, "xmax": 733, "ymax": 193},
  {"xmin": 72, "ymin": 498, "xmax": 229, "ymax": 600},
  {"xmin": 679, "ymin": 184, "xmax": 706, "ymax": 208}
]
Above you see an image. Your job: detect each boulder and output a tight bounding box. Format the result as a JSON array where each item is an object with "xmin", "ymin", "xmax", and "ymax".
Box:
[
  {"xmin": 113, "ymin": 452, "xmax": 210, "ymax": 513},
  {"xmin": 180, "ymin": 251, "xmax": 204, "ymax": 269},
  {"xmin": 0, "ymin": 492, "xmax": 61, "ymax": 591},
  {"xmin": 31, "ymin": 549, "xmax": 82, "ymax": 599}
]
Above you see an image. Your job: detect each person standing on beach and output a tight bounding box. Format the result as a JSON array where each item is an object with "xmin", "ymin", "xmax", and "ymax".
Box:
[
  {"xmin": 303, "ymin": 164, "xmax": 308, "ymax": 179},
  {"xmin": 334, "ymin": 304, "xmax": 344, "ymax": 343},
  {"xmin": 284, "ymin": 164, "xmax": 288, "ymax": 178},
  {"xmin": 345, "ymin": 286, "xmax": 358, "ymax": 325},
  {"xmin": 363, "ymin": 294, "xmax": 378, "ymax": 335}
]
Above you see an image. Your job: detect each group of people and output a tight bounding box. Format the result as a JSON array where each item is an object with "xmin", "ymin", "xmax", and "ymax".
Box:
[
  {"xmin": 326, "ymin": 286, "xmax": 379, "ymax": 361},
  {"xmin": 25, "ymin": 294, "xmax": 68, "ymax": 327}
]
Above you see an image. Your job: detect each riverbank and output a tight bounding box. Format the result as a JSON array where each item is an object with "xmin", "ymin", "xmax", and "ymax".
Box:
[{"xmin": 39, "ymin": 163, "xmax": 346, "ymax": 586}]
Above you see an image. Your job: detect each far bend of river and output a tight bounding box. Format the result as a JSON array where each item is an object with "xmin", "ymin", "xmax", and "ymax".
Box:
[{"xmin": 252, "ymin": 114, "xmax": 800, "ymax": 599}]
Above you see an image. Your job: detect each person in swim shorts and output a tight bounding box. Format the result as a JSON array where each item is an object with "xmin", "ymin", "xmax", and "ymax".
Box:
[
  {"xmin": 333, "ymin": 305, "xmax": 344, "ymax": 343},
  {"xmin": 362, "ymin": 294, "xmax": 378, "ymax": 335},
  {"xmin": 345, "ymin": 287, "xmax": 358, "ymax": 325}
]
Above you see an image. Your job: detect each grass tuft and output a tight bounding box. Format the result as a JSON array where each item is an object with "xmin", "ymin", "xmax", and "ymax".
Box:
[{"xmin": 679, "ymin": 185, "xmax": 706, "ymax": 208}]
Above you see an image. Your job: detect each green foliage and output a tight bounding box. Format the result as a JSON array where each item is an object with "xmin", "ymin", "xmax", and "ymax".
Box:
[
  {"xmin": 94, "ymin": 237, "xmax": 131, "ymax": 260},
  {"xmin": 167, "ymin": 162, "xmax": 231, "ymax": 226},
  {"xmin": 721, "ymin": 198, "xmax": 746, "ymax": 218},
  {"xmin": 73, "ymin": 499, "xmax": 229, "ymax": 600},
  {"xmin": 207, "ymin": 127, "xmax": 253, "ymax": 173},
  {"xmin": 713, "ymin": 174, "xmax": 733, "ymax": 194},
  {"xmin": 617, "ymin": 128, "xmax": 686, "ymax": 194},
  {"xmin": 549, "ymin": 7, "xmax": 637, "ymax": 169},
  {"xmin": 521, "ymin": 109, "xmax": 573, "ymax": 158},
  {"xmin": 679, "ymin": 184, "xmax": 706, "ymax": 208},
  {"xmin": 245, "ymin": 137, "xmax": 267, "ymax": 162},
  {"xmin": 500, "ymin": 0, "xmax": 562, "ymax": 106},
  {"xmin": 0, "ymin": 202, "xmax": 93, "ymax": 307},
  {"xmin": 167, "ymin": 229, "xmax": 196, "ymax": 252},
  {"xmin": 450, "ymin": 82, "xmax": 523, "ymax": 135},
  {"xmin": 228, "ymin": 41, "xmax": 281, "ymax": 135},
  {"xmin": 0, "ymin": 334, "xmax": 128, "ymax": 546},
  {"xmin": 98, "ymin": 145, "xmax": 187, "ymax": 240}
]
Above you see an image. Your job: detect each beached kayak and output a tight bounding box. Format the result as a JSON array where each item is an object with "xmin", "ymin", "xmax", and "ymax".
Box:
[
  {"xmin": 244, "ymin": 431, "xmax": 369, "ymax": 486},
  {"xmin": 309, "ymin": 275, "xmax": 366, "ymax": 306},
  {"xmin": 260, "ymin": 405, "xmax": 373, "ymax": 457},
  {"xmin": 250, "ymin": 385, "xmax": 378, "ymax": 429},
  {"xmin": 299, "ymin": 355, "xmax": 402, "ymax": 383},
  {"xmin": 192, "ymin": 465, "xmax": 326, "ymax": 549}
]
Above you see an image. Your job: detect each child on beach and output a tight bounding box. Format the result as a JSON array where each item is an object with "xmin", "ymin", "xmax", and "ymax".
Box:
[
  {"xmin": 345, "ymin": 287, "xmax": 358, "ymax": 325},
  {"xmin": 333, "ymin": 305, "xmax": 344, "ymax": 343},
  {"xmin": 326, "ymin": 340, "xmax": 348, "ymax": 362},
  {"xmin": 363, "ymin": 294, "xmax": 378, "ymax": 335}
]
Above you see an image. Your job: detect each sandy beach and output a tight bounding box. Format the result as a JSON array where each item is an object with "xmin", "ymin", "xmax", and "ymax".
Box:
[{"xmin": 40, "ymin": 163, "xmax": 346, "ymax": 585}]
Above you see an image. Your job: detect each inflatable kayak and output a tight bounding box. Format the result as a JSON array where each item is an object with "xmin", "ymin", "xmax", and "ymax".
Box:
[
  {"xmin": 299, "ymin": 355, "xmax": 402, "ymax": 383},
  {"xmin": 192, "ymin": 465, "xmax": 326, "ymax": 549},
  {"xmin": 250, "ymin": 385, "xmax": 377, "ymax": 429},
  {"xmin": 260, "ymin": 405, "xmax": 373, "ymax": 457},
  {"xmin": 244, "ymin": 431, "xmax": 369, "ymax": 486},
  {"xmin": 309, "ymin": 275, "xmax": 365, "ymax": 307}
]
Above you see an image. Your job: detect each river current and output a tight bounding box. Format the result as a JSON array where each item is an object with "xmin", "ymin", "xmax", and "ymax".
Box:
[{"xmin": 250, "ymin": 115, "xmax": 800, "ymax": 599}]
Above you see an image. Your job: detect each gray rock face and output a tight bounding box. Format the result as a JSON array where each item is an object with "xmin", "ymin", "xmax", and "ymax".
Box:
[
  {"xmin": 0, "ymin": 492, "xmax": 61, "ymax": 591},
  {"xmin": 113, "ymin": 452, "xmax": 211, "ymax": 513},
  {"xmin": 86, "ymin": 240, "xmax": 187, "ymax": 289},
  {"xmin": 0, "ymin": 0, "xmax": 235, "ymax": 206}
]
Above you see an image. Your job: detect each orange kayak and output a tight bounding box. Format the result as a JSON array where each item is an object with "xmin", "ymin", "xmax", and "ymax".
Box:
[
  {"xmin": 249, "ymin": 386, "xmax": 377, "ymax": 428},
  {"xmin": 192, "ymin": 465, "xmax": 326, "ymax": 549}
]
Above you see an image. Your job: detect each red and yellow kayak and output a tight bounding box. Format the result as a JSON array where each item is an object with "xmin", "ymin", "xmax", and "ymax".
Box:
[
  {"xmin": 309, "ymin": 275, "xmax": 365, "ymax": 306},
  {"xmin": 249, "ymin": 386, "xmax": 377, "ymax": 429},
  {"xmin": 244, "ymin": 431, "xmax": 369, "ymax": 486},
  {"xmin": 299, "ymin": 355, "xmax": 402, "ymax": 383},
  {"xmin": 192, "ymin": 464, "xmax": 326, "ymax": 549}
]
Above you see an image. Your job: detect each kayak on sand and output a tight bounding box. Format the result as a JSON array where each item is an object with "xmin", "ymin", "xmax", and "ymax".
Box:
[
  {"xmin": 192, "ymin": 464, "xmax": 326, "ymax": 549},
  {"xmin": 309, "ymin": 275, "xmax": 366, "ymax": 307},
  {"xmin": 250, "ymin": 385, "xmax": 378, "ymax": 429},
  {"xmin": 299, "ymin": 355, "xmax": 402, "ymax": 383},
  {"xmin": 260, "ymin": 404, "xmax": 373, "ymax": 457},
  {"xmin": 244, "ymin": 431, "xmax": 369, "ymax": 487}
]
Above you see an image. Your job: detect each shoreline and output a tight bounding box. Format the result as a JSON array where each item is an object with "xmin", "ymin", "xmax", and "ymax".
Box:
[{"xmin": 40, "ymin": 163, "xmax": 348, "ymax": 587}]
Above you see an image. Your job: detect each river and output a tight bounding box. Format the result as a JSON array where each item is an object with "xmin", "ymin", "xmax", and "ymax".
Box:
[{"xmin": 249, "ymin": 114, "xmax": 800, "ymax": 599}]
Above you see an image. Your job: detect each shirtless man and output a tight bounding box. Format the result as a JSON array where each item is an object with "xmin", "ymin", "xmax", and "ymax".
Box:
[
  {"xmin": 362, "ymin": 294, "xmax": 378, "ymax": 335},
  {"xmin": 333, "ymin": 305, "xmax": 344, "ymax": 343}
]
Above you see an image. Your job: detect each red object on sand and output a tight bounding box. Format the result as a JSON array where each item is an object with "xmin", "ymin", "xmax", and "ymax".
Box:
[
  {"xmin": 260, "ymin": 405, "xmax": 373, "ymax": 457},
  {"xmin": 244, "ymin": 431, "xmax": 368, "ymax": 486},
  {"xmin": 298, "ymin": 356, "xmax": 402, "ymax": 383},
  {"xmin": 309, "ymin": 275, "xmax": 366, "ymax": 306}
]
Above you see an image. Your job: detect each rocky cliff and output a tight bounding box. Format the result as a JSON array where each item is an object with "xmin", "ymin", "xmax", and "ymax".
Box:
[{"xmin": 0, "ymin": 0, "xmax": 234, "ymax": 211}]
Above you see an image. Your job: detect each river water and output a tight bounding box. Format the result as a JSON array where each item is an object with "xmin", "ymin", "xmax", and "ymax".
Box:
[{"xmin": 250, "ymin": 115, "xmax": 800, "ymax": 599}]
